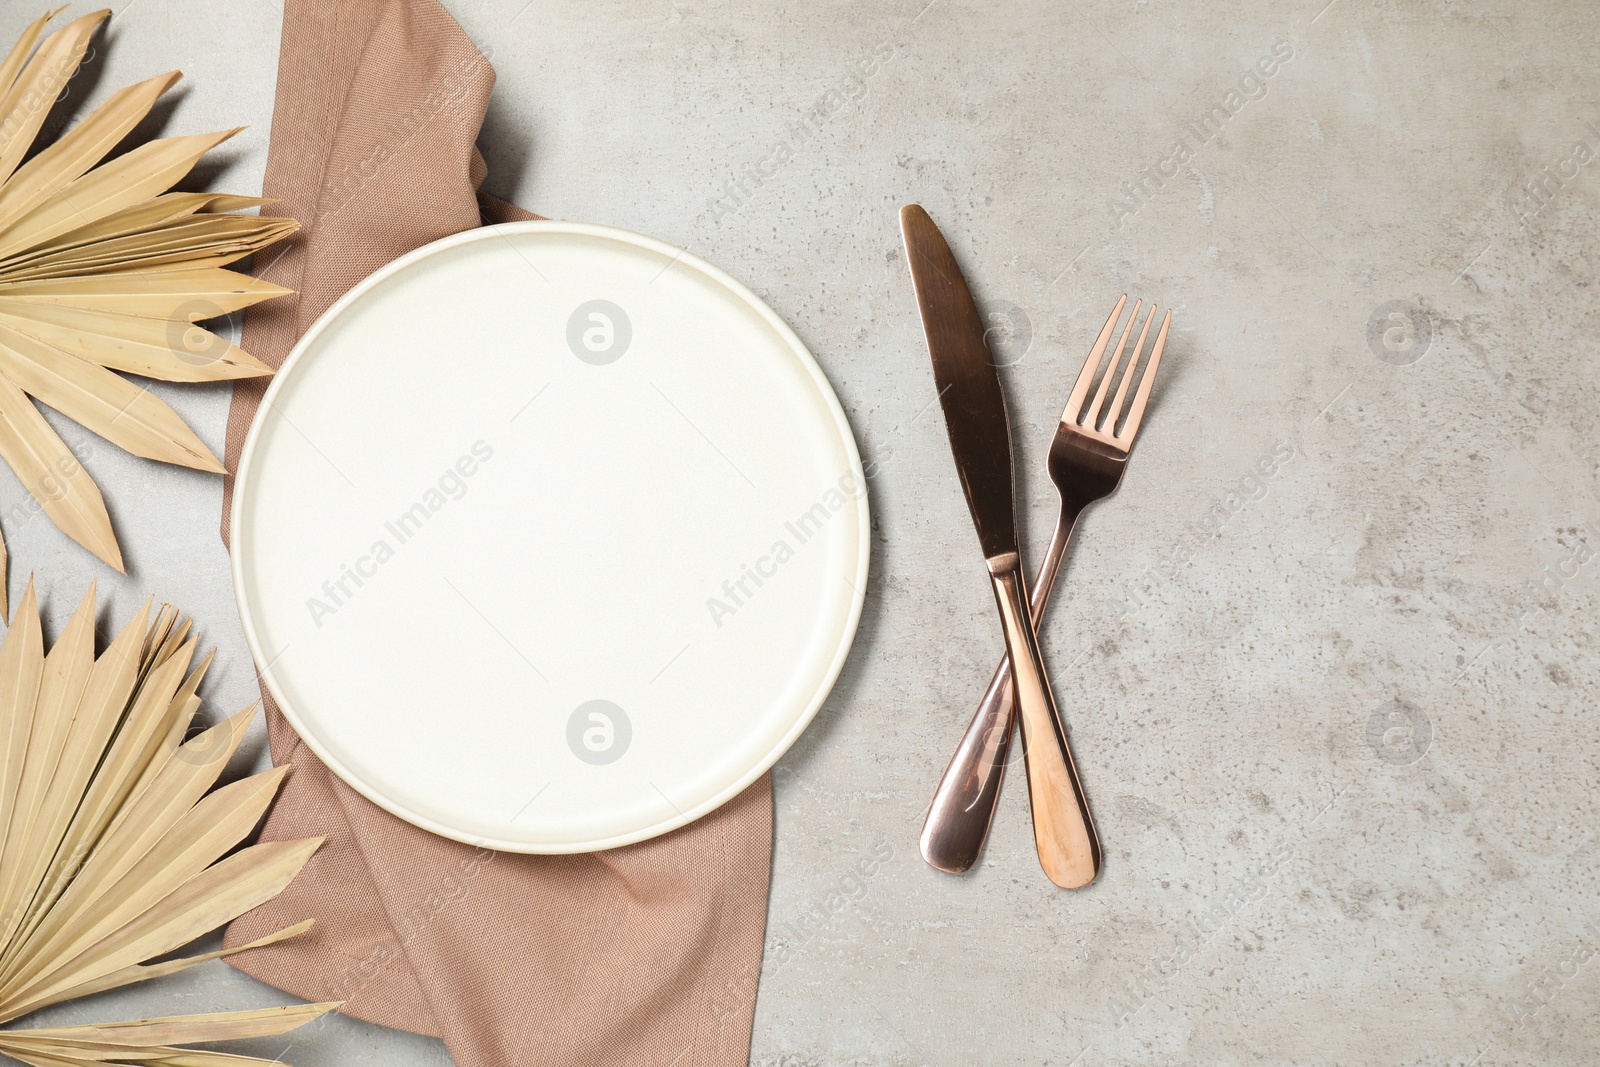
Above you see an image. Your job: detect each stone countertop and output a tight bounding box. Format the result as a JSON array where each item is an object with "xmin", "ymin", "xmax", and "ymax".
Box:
[{"xmin": 2, "ymin": 1, "xmax": 1597, "ymax": 1064}]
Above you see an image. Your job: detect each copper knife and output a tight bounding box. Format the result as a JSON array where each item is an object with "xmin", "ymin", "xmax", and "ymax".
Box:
[{"xmin": 899, "ymin": 204, "xmax": 1100, "ymax": 888}]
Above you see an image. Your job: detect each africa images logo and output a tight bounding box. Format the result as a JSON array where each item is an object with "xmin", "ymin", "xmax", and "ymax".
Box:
[
  {"xmin": 566, "ymin": 700, "xmax": 632, "ymax": 765},
  {"xmin": 566, "ymin": 300, "xmax": 632, "ymax": 365}
]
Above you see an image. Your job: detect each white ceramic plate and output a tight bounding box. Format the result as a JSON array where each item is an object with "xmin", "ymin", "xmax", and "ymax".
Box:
[{"xmin": 232, "ymin": 221, "xmax": 868, "ymax": 852}]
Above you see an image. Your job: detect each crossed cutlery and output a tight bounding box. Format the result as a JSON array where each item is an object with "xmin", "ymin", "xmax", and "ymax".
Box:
[{"xmin": 900, "ymin": 206, "xmax": 1169, "ymax": 887}]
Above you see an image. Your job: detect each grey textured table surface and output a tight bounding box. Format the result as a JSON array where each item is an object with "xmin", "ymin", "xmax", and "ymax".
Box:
[{"xmin": 4, "ymin": 1, "xmax": 1599, "ymax": 1064}]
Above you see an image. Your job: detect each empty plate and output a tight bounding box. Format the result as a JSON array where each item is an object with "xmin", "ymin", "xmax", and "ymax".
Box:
[{"xmin": 231, "ymin": 221, "xmax": 869, "ymax": 852}]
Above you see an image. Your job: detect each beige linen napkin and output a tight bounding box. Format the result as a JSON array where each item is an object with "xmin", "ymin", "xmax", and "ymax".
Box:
[{"xmin": 219, "ymin": 3, "xmax": 773, "ymax": 1064}]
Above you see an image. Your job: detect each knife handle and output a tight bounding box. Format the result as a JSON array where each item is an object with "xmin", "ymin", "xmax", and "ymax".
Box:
[
  {"xmin": 987, "ymin": 557, "xmax": 1101, "ymax": 888},
  {"xmin": 920, "ymin": 509, "xmax": 1079, "ymax": 874}
]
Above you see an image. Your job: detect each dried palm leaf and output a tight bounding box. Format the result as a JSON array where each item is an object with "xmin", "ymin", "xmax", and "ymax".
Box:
[
  {"xmin": 0, "ymin": 8, "xmax": 299, "ymax": 617},
  {"xmin": 0, "ymin": 581, "xmax": 335, "ymax": 1065}
]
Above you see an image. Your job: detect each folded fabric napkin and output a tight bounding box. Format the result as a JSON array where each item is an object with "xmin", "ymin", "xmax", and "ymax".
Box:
[{"xmin": 219, "ymin": 3, "xmax": 773, "ymax": 1065}]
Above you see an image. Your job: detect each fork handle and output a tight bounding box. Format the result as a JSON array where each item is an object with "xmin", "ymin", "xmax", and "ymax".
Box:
[{"xmin": 920, "ymin": 508, "xmax": 1083, "ymax": 875}]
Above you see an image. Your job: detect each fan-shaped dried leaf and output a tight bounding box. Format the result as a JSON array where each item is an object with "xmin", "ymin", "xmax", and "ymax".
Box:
[
  {"xmin": 0, "ymin": 587, "xmax": 330, "ymax": 1063},
  {"xmin": 0, "ymin": 7, "xmax": 296, "ymax": 585}
]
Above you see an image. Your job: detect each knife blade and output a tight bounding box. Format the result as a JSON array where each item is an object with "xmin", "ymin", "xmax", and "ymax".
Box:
[
  {"xmin": 899, "ymin": 204, "xmax": 1019, "ymax": 564},
  {"xmin": 900, "ymin": 203, "xmax": 1101, "ymax": 888}
]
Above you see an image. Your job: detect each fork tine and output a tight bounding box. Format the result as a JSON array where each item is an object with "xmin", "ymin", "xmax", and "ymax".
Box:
[
  {"xmin": 1084, "ymin": 299, "xmax": 1141, "ymax": 430},
  {"xmin": 1106, "ymin": 304, "xmax": 1155, "ymax": 434},
  {"xmin": 1063, "ymin": 294, "xmax": 1125, "ymax": 424},
  {"xmin": 1116, "ymin": 308, "xmax": 1171, "ymax": 445}
]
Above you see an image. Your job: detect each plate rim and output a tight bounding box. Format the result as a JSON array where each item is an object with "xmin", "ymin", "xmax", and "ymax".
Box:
[{"xmin": 230, "ymin": 219, "xmax": 870, "ymax": 853}]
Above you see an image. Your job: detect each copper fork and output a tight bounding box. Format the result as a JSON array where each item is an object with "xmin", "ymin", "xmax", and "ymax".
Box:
[{"xmin": 920, "ymin": 295, "xmax": 1171, "ymax": 877}]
